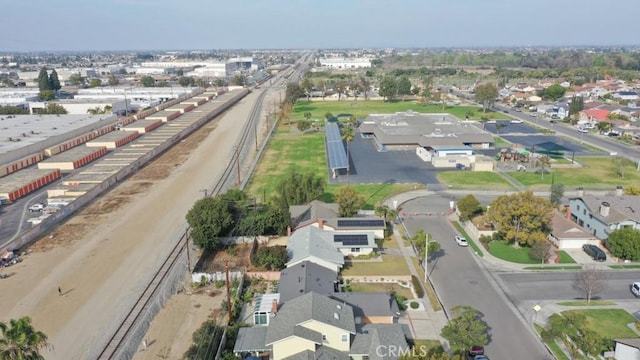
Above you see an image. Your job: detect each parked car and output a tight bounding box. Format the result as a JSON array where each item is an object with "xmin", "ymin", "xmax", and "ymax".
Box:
[
  {"xmin": 578, "ymin": 127, "xmax": 589, "ymax": 133},
  {"xmin": 631, "ymin": 282, "xmax": 640, "ymax": 297},
  {"xmin": 455, "ymin": 235, "xmax": 469, "ymax": 247},
  {"xmin": 28, "ymin": 203, "xmax": 44, "ymax": 212},
  {"xmin": 510, "ymin": 119, "xmax": 523, "ymax": 124},
  {"xmin": 466, "ymin": 346, "xmax": 485, "ymax": 360},
  {"xmin": 582, "ymin": 244, "xmax": 606, "ymax": 262},
  {"xmin": 530, "ymin": 113, "xmax": 537, "ymax": 117},
  {"xmin": 549, "ymin": 119, "xmax": 557, "ymax": 124}
]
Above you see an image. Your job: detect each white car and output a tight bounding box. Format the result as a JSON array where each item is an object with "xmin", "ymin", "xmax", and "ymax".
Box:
[
  {"xmin": 510, "ymin": 119, "xmax": 523, "ymax": 124},
  {"xmin": 578, "ymin": 127, "xmax": 589, "ymax": 133},
  {"xmin": 28, "ymin": 203, "xmax": 45, "ymax": 212},
  {"xmin": 455, "ymin": 236, "xmax": 468, "ymax": 247},
  {"xmin": 632, "ymin": 282, "xmax": 640, "ymax": 297}
]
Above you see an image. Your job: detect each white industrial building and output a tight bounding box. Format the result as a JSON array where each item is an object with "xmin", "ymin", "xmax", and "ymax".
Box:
[
  {"xmin": 318, "ymin": 57, "xmax": 372, "ymax": 69},
  {"xmin": 0, "ymin": 88, "xmax": 39, "ymax": 106},
  {"xmin": 28, "ymin": 99, "xmax": 130, "ymax": 115}
]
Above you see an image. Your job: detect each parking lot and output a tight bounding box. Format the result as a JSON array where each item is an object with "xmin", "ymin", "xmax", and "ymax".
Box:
[{"xmin": 328, "ymin": 134, "xmax": 444, "ymax": 185}]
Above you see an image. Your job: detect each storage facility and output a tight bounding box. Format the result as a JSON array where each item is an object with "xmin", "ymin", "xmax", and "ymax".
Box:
[
  {"xmin": 120, "ymin": 120, "xmax": 163, "ymax": 134},
  {"xmin": 1, "ymin": 152, "xmax": 44, "ymax": 177},
  {"xmin": 86, "ymin": 131, "xmax": 140, "ymax": 149},
  {"xmin": 0, "ymin": 168, "xmax": 61, "ymax": 201},
  {"xmin": 181, "ymin": 98, "xmax": 206, "ymax": 107},
  {"xmin": 47, "ymin": 183, "xmax": 98, "ymax": 198},
  {"xmin": 145, "ymin": 110, "xmax": 181, "ymax": 122},
  {"xmin": 38, "ymin": 146, "xmax": 108, "ymax": 171},
  {"xmin": 62, "ymin": 172, "xmax": 114, "ymax": 185},
  {"xmin": 165, "ymin": 103, "xmax": 195, "ymax": 114}
]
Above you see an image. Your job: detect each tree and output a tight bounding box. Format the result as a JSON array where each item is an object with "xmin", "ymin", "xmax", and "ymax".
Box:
[
  {"xmin": 284, "ymin": 83, "xmax": 304, "ymax": 104},
  {"xmin": 108, "ymin": 75, "xmax": 119, "ymax": 86},
  {"xmin": 37, "ymin": 67, "xmax": 52, "ymax": 92},
  {"xmin": 397, "ymin": 76, "xmax": 412, "ymax": 100},
  {"xmin": 549, "ymin": 184, "xmax": 564, "ymax": 207},
  {"xmin": 186, "ymin": 197, "xmax": 234, "ymax": 251},
  {"xmin": 440, "ymin": 306, "xmax": 489, "ymax": 355},
  {"xmin": 297, "ymin": 120, "xmax": 311, "ymax": 134},
  {"xmin": 474, "ymin": 83, "xmax": 498, "ymax": 112},
  {"xmin": 341, "ymin": 125, "xmax": 355, "ymax": 180},
  {"xmin": 486, "ymin": 191, "xmax": 553, "ymax": 246},
  {"xmin": 374, "ymin": 205, "xmax": 397, "ymax": 223},
  {"xmin": 231, "ymin": 74, "xmax": 246, "ymax": 86},
  {"xmin": 68, "ymin": 73, "xmax": 84, "ymax": 86},
  {"xmin": 335, "ymin": 80, "xmax": 347, "ymax": 101},
  {"xmin": 529, "ymin": 239, "xmax": 553, "ymax": 267},
  {"xmin": 49, "ymin": 69, "xmax": 61, "ymax": 91},
  {"xmin": 359, "ymin": 76, "xmax": 370, "ymax": 100},
  {"xmin": 89, "ymin": 78, "xmax": 102, "ymax": 88},
  {"xmin": 568, "ymin": 95, "xmax": 584, "ymax": 117},
  {"xmin": 378, "ymin": 76, "xmax": 397, "ymax": 101},
  {"xmin": 541, "ymin": 312, "xmax": 603, "ymax": 358},
  {"xmin": 273, "ymin": 171, "xmax": 325, "ymax": 210},
  {"xmin": 39, "ymin": 103, "xmax": 67, "ymax": 114},
  {"xmin": 536, "ymin": 156, "xmax": 551, "ymax": 179},
  {"xmin": 252, "ymin": 245, "xmax": 287, "ymax": 270},
  {"xmin": 573, "ymin": 265, "xmax": 606, "ymax": 303},
  {"xmin": 140, "ymin": 75, "xmax": 156, "ymax": 87},
  {"xmin": 607, "ymin": 228, "xmax": 640, "ymax": 261},
  {"xmin": 539, "ymin": 83, "xmax": 566, "ymax": 101},
  {"xmin": 300, "ymin": 77, "xmax": 314, "ymax": 102},
  {"xmin": 0, "ymin": 316, "xmax": 50, "ymax": 359},
  {"xmin": 178, "ymin": 76, "xmax": 193, "ymax": 87},
  {"xmin": 335, "ymin": 187, "xmax": 365, "ymax": 217},
  {"xmin": 38, "ymin": 90, "xmax": 56, "ymax": 101},
  {"xmin": 456, "ymin": 194, "xmax": 481, "ymax": 222},
  {"xmin": 612, "ymin": 156, "xmax": 631, "ymax": 179}
]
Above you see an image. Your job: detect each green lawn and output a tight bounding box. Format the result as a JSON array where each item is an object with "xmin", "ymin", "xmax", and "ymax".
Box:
[
  {"xmin": 341, "ymin": 255, "xmax": 410, "ymax": 276},
  {"xmin": 437, "ymin": 171, "xmax": 514, "ymax": 191},
  {"xmin": 292, "ymin": 100, "xmax": 510, "ymax": 121},
  {"xmin": 489, "ymin": 241, "xmax": 539, "ymax": 264},
  {"xmin": 534, "ymin": 324, "xmax": 570, "ymax": 360},
  {"xmin": 563, "ymin": 309, "xmax": 639, "ymax": 339},
  {"xmin": 523, "ymin": 265, "xmax": 582, "ymax": 270},
  {"xmin": 452, "ymin": 221, "xmax": 483, "ymax": 256},
  {"xmin": 246, "ymin": 130, "xmax": 421, "ymax": 209},
  {"xmin": 557, "ymin": 301, "xmax": 615, "ymax": 306},
  {"xmin": 411, "ymin": 340, "xmax": 444, "ymax": 355},
  {"xmin": 557, "ymin": 251, "xmax": 577, "ymax": 264},
  {"xmin": 348, "ymin": 282, "xmax": 414, "ymax": 299},
  {"xmin": 410, "ymin": 257, "xmax": 443, "ymax": 311},
  {"xmin": 510, "ymin": 156, "xmax": 640, "ymax": 189}
]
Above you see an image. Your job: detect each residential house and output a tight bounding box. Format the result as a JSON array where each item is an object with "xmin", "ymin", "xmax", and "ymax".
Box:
[
  {"xmin": 568, "ymin": 190, "xmax": 640, "ymax": 240},
  {"xmin": 279, "ymin": 261, "xmax": 338, "ymax": 303},
  {"xmin": 580, "ymin": 108, "xmax": 610, "ymax": 123},
  {"xmin": 548, "ymin": 210, "xmax": 600, "ymax": 249},
  {"xmin": 613, "ymin": 91, "xmax": 639, "ymax": 101},
  {"xmin": 253, "ymin": 293, "xmax": 281, "ymax": 326},
  {"xmin": 234, "ymin": 292, "xmax": 409, "ymax": 360},
  {"xmin": 331, "ymin": 292, "xmax": 401, "ymax": 325},
  {"xmin": 291, "ymin": 200, "xmax": 386, "ymax": 239},
  {"xmin": 527, "ymin": 95, "xmax": 542, "ymax": 102},
  {"xmin": 286, "ymin": 226, "xmax": 346, "ymax": 272},
  {"xmin": 614, "ymin": 338, "xmax": 640, "ymax": 360}
]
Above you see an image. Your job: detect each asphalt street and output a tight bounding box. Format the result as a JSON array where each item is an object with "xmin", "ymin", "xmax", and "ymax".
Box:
[
  {"xmin": 499, "ymin": 271, "xmax": 640, "ymax": 302},
  {"xmin": 0, "ymin": 190, "xmax": 49, "ymax": 247},
  {"xmin": 400, "ymin": 194, "xmax": 552, "ymax": 360}
]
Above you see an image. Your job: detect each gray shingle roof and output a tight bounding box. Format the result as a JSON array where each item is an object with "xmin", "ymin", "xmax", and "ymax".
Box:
[
  {"xmin": 281, "ymin": 346, "xmax": 350, "ymax": 360},
  {"xmin": 331, "ymin": 292, "xmax": 399, "ymax": 318},
  {"xmin": 265, "ymin": 292, "xmax": 356, "ymax": 345},
  {"xmin": 233, "ymin": 326, "xmax": 271, "ymax": 353},
  {"xmin": 550, "ymin": 210, "xmax": 595, "ymax": 240},
  {"xmin": 350, "ymin": 324, "xmax": 409, "ymax": 359},
  {"xmin": 279, "ymin": 261, "xmax": 337, "ymax": 303},
  {"xmin": 287, "ymin": 226, "xmax": 345, "ymax": 268},
  {"xmin": 570, "ymin": 195, "xmax": 640, "ymax": 224},
  {"xmin": 290, "ymin": 200, "xmax": 339, "ymax": 229}
]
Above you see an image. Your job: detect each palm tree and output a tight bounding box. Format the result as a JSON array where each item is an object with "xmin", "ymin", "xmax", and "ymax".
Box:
[
  {"xmin": 0, "ymin": 316, "xmax": 50, "ymax": 359},
  {"xmin": 537, "ymin": 156, "xmax": 551, "ymax": 180},
  {"xmin": 341, "ymin": 125, "xmax": 355, "ymax": 183},
  {"xmin": 86, "ymin": 106, "xmax": 101, "ymax": 115}
]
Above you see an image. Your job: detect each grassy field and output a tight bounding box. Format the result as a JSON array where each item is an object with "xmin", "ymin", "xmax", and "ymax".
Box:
[
  {"xmin": 246, "ymin": 130, "xmax": 421, "ymax": 209},
  {"xmin": 437, "ymin": 171, "xmax": 514, "ymax": 190},
  {"xmin": 563, "ymin": 309, "xmax": 639, "ymax": 339},
  {"xmin": 510, "ymin": 156, "xmax": 640, "ymax": 189},
  {"xmin": 341, "ymin": 255, "xmax": 410, "ymax": 276},
  {"xmin": 348, "ymin": 282, "xmax": 413, "ymax": 299},
  {"xmin": 292, "ymin": 100, "xmax": 511, "ymax": 121}
]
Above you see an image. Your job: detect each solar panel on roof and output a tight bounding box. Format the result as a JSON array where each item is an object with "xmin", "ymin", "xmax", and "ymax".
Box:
[
  {"xmin": 341, "ymin": 238, "xmax": 370, "ymax": 246},
  {"xmin": 326, "ymin": 123, "xmax": 349, "ymax": 170},
  {"xmin": 333, "ymin": 234, "xmax": 368, "ymax": 243},
  {"xmin": 337, "ymin": 219, "xmax": 385, "ymax": 228}
]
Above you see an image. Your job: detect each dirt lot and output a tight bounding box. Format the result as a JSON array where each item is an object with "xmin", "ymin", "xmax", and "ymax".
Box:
[{"xmin": 0, "ymin": 89, "xmax": 274, "ymax": 359}]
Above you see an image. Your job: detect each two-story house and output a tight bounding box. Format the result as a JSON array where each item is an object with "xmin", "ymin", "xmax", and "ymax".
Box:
[{"xmin": 568, "ymin": 191, "xmax": 640, "ymax": 240}]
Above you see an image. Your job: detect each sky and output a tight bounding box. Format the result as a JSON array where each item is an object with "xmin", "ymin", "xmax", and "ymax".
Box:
[{"xmin": 1, "ymin": 0, "xmax": 638, "ymax": 52}]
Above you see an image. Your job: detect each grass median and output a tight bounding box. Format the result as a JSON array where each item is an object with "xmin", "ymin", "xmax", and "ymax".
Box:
[
  {"xmin": 452, "ymin": 221, "xmax": 483, "ymax": 257},
  {"xmin": 410, "ymin": 256, "xmax": 443, "ymax": 312}
]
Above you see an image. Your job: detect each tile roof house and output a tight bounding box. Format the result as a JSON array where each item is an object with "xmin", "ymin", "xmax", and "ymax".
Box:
[
  {"xmin": 234, "ymin": 292, "xmax": 409, "ymax": 360},
  {"xmin": 580, "ymin": 108, "xmax": 610, "ymax": 122},
  {"xmin": 548, "ymin": 210, "xmax": 600, "ymax": 249},
  {"xmin": 568, "ymin": 190, "xmax": 640, "ymax": 240}
]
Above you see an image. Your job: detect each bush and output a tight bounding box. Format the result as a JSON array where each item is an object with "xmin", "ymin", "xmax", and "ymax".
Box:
[
  {"xmin": 215, "ymin": 280, "xmax": 225, "ymax": 289},
  {"xmin": 226, "ymin": 245, "xmax": 238, "ymax": 256},
  {"xmin": 479, "ymin": 235, "xmax": 492, "ymax": 250},
  {"xmin": 410, "ymin": 301, "xmax": 420, "ymax": 309},
  {"xmin": 191, "ymin": 275, "xmax": 209, "ymax": 290},
  {"xmin": 252, "ymin": 245, "xmax": 287, "ymax": 270},
  {"xmin": 411, "ymin": 275, "xmax": 425, "ymax": 298},
  {"xmin": 395, "ymin": 295, "xmax": 407, "ymax": 311}
]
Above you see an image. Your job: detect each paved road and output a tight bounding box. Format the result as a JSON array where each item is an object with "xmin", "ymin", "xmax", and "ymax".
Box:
[
  {"xmin": 0, "ymin": 191, "xmax": 49, "ymax": 246},
  {"xmin": 499, "ymin": 271, "xmax": 640, "ymax": 301},
  {"xmin": 400, "ymin": 195, "xmax": 552, "ymax": 360}
]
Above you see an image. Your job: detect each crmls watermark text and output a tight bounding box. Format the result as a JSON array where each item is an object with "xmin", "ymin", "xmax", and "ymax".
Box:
[{"xmin": 375, "ymin": 345, "xmax": 428, "ymax": 357}]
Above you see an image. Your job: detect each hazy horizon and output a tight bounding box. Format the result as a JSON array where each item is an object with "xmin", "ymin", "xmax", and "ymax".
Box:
[{"xmin": 2, "ymin": 0, "xmax": 638, "ymax": 52}]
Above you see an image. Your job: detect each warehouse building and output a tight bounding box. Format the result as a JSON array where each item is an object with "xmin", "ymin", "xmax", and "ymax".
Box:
[
  {"xmin": 144, "ymin": 110, "xmax": 181, "ymax": 122},
  {"xmin": 120, "ymin": 120, "xmax": 163, "ymax": 134},
  {"xmin": 38, "ymin": 146, "xmax": 108, "ymax": 171},
  {"xmin": 86, "ymin": 131, "xmax": 139, "ymax": 149},
  {"xmin": 0, "ymin": 168, "xmax": 61, "ymax": 201}
]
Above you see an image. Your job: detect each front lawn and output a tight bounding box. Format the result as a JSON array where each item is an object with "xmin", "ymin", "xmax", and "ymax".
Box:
[
  {"xmin": 341, "ymin": 255, "xmax": 410, "ymax": 276},
  {"xmin": 557, "ymin": 301, "xmax": 616, "ymax": 306},
  {"xmin": 563, "ymin": 309, "xmax": 639, "ymax": 339},
  {"xmin": 452, "ymin": 221, "xmax": 483, "ymax": 256},
  {"xmin": 437, "ymin": 171, "xmax": 514, "ymax": 190},
  {"xmin": 348, "ymin": 282, "xmax": 413, "ymax": 299},
  {"xmin": 489, "ymin": 242, "xmax": 576, "ymax": 264}
]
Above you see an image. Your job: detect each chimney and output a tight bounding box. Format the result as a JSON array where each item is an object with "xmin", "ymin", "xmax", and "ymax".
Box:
[
  {"xmin": 599, "ymin": 202, "xmax": 610, "ymax": 217},
  {"xmin": 577, "ymin": 187, "xmax": 584, "ymax": 197},
  {"xmin": 287, "ymin": 226, "xmax": 291, "ymax": 236},
  {"xmin": 318, "ymin": 218, "xmax": 324, "ymax": 229},
  {"xmin": 616, "ymin": 186, "xmax": 623, "ymax": 197},
  {"xmin": 272, "ymin": 299, "xmax": 278, "ymax": 315},
  {"xmin": 564, "ymin": 205, "xmax": 571, "ymax": 220}
]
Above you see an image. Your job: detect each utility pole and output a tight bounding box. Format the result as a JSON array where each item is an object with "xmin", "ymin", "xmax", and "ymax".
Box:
[
  {"xmin": 265, "ymin": 114, "xmax": 270, "ymax": 133},
  {"xmin": 200, "ymin": 189, "xmax": 208, "ymax": 198},
  {"xmin": 184, "ymin": 228, "xmax": 191, "ymax": 272},
  {"xmin": 254, "ymin": 119, "xmax": 258, "ymax": 152},
  {"xmin": 225, "ymin": 260, "xmax": 232, "ymax": 324},
  {"xmin": 235, "ymin": 147, "xmax": 241, "ymax": 185}
]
